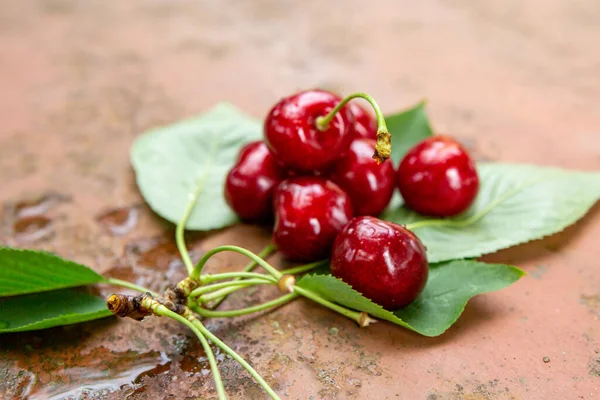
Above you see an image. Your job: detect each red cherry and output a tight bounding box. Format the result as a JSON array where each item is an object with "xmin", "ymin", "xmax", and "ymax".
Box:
[
  {"xmin": 330, "ymin": 216, "xmax": 428, "ymax": 310},
  {"xmin": 348, "ymin": 102, "xmax": 377, "ymax": 140},
  {"xmin": 264, "ymin": 90, "xmax": 355, "ymax": 172},
  {"xmin": 328, "ymin": 138, "xmax": 395, "ymax": 216},
  {"xmin": 273, "ymin": 177, "xmax": 354, "ymax": 262},
  {"xmin": 224, "ymin": 141, "xmax": 285, "ymax": 222},
  {"xmin": 396, "ymin": 136, "xmax": 479, "ymax": 217}
]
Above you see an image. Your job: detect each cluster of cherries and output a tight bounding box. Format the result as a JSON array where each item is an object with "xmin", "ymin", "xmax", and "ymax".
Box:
[{"xmin": 225, "ymin": 90, "xmax": 479, "ymax": 310}]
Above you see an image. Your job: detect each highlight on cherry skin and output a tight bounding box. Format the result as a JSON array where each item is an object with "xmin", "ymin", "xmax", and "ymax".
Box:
[
  {"xmin": 273, "ymin": 176, "xmax": 354, "ymax": 262},
  {"xmin": 264, "ymin": 89, "xmax": 355, "ymax": 172},
  {"xmin": 330, "ymin": 216, "xmax": 429, "ymax": 310},
  {"xmin": 328, "ymin": 138, "xmax": 396, "ymax": 216},
  {"xmin": 396, "ymin": 135, "xmax": 480, "ymax": 217},
  {"xmin": 224, "ymin": 141, "xmax": 286, "ymax": 222}
]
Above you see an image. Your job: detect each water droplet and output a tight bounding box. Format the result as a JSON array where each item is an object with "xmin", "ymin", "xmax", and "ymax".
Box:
[
  {"xmin": 96, "ymin": 206, "xmax": 139, "ymax": 236},
  {"xmin": 13, "ymin": 215, "xmax": 54, "ymax": 243},
  {"xmin": 133, "ymin": 355, "xmax": 172, "ymax": 384},
  {"xmin": 6, "ymin": 192, "xmax": 69, "ymax": 244},
  {"xmin": 14, "ymin": 192, "xmax": 70, "ymax": 219},
  {"xmin": 14, "ymin": 346, "xmax": 172, "ymax": 399},
  {"xmin": 179, "ymin": 353, "xmax": 210, "ymax": 376}
]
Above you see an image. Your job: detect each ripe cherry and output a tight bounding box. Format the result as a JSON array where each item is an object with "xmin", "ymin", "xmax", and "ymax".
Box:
[
  {"xmin": 328, "ymin": 138, "xmax": 395, "ymax": 216},
  {"xmin": 224, "ymin": 141, "xmax": 285, "ymax": 222},
  {"xmin": 396, "ymin": 136, "xmax": 479, "ymax": 217},
  {"xmin": 348, "ymin": 102, "xmax": 377, "ymax": 140},
  {"xmin": 264, "ymin": 90, "xmax": 355, "ymax": 172},
  {"xmin": 273, "ymin": 177, "xmax": 353, "ymax": 262},
  {"xmin": 330, "ymin": 216, "xmax": 428, "ymax": 310}
]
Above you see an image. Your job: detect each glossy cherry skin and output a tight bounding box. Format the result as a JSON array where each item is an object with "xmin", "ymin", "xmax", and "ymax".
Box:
[
  {"xmin": 328, "ymin": 138, "xmax": 395, "ymax": 216},
  {"xmin": 396, "ymin": 136, "xmax": 479, "ymax": 217},
  {"xmin": 348, "ymin": 102, "xmax": 377, "ymax": 140},
  {"xmin": 264, "ymin": 89, "xmax": 355, "ymax": 172},
  {"xmin": 273, "ymin": 177, "xmax": 354, "ymax": 262},
  {"xmin": 224, "ymin": 141, "xmax": 285, "ymax": 222},
  {"xmin": 330, "ymin": 216, "xmax": 428, "ymax": 310}
]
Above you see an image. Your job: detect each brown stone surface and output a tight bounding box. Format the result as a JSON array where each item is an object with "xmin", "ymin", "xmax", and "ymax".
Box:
[{"xmin": 1, "ymin": 1, "xmax": 599, "ymax": 399}]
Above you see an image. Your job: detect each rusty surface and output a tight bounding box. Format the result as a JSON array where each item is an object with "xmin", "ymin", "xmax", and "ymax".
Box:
[{"xmin": 1, "ymin": 1, "xmax": 599, "ymax": 399}]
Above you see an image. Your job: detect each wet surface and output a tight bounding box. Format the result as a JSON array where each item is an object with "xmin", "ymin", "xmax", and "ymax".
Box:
[
  {"xmin": 0, "ymin": 320, "xmax": 216, "ymax": 400},
  {"xmin": 95, "ymin": 206, "xmax": 140, "ymax": 237},
  {"xmin": 13, "ymin": 215, "xmax": 55, "ymax": 244},
  {"xmin": 1, "ymin": 0, "xmax": 599, "ymax": 399},
  {"xmin": 101, "ymin": 235, "xmax": 205, "ymax": 295},
  {"xmin": 3, "ymin": 192, "xmax": 71, "ymax": 245}
]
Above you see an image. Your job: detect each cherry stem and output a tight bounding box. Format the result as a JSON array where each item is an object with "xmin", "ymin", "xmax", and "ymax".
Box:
[
  {"xmin": 202, "ymin": 259, "xmax": 325, "ymax": 307},
  {"xmin": 176, "ymin": 183, "xmax": 205, "ymax": 275},
  {"xmin": 197, "ymin": 285, "xmax": 250, "ymax": 304},
  {"xmin": 201, "ymin": 271, "xmax": 278, "ymax": 284},
  {"xmin": 293, "ymin": 286, "xmax": 366, "ymax": 326},
  {"xmin": 315, "ymin": 92, "xmax": 391, "ymax": 163},
  {"xmin": 191, "ymin": 245, "xmax": 282, "ymax": 281},
  {"xmin": 150, "ymin": 304, "xmax": 226, "ymax": 400},
  {"xmin": 189, "ymin": 278, "xmax": 274, "ymax": 298},
  {"xmin": 210, "ymin": 244, "xmax": 277, "ymax": 309},
  {"xmin": 190, "ymin": 293, "xmax": 299, "ymax": 318},
  {"xmin": 279, "ymin": 259, "xmax": 328, "ymax": 275},
  {"xmin": 315, "ymin": 92, "xmax": 388, "ymax": 135},
  {"xmin": 189, "ymin": 319, "xmax": 282, "ymax": 400},
  {"xmin": 105, "ymin": 278, "xmax": 158, "ymax": 297},
  {"xmin": 200, "ymin": 259, "xmax": 324, "ymax": 307}
]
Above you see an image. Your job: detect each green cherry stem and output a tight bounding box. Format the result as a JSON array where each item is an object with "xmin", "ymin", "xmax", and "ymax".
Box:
[
  {"xmin": 280, "ymin": 259, "xmax": 328, "ymax": 276},
  {"xmin": 191, "ymin": 245, "xmax": 282, "ymax": 281},
  {"xmin": 190, "ymin": 293, "xmax": 299, "ymax": 318},
  {"xmin": 293, "ymin": 286, "xmax": 374, "ymax": 327},
  {"xmin": 203, "ymin": 260, "xmax": 325, "ymax": 307},
  {"xmin": 232, "ymin": 244, "xmax": 277, "ymax": 276},
  {"xmin": 176, "ymin": 183, "xmax": 205, "ymax": 276},
  {"xmin": 201, "ymin": 271, "xmax": 278, "ymax": 284},
  {"xmin": 314, "ymin": 92, "xmax": 391, "ymax": 163},
  {"xmin": 243, "ymin": 244, "xmax": 277, "ymax": 272},
  {"xmin": 189, "ymin": 319, "xmax": 281, "ymax": 400},
  {"xmin": 189, "ymin": 278, "xmax": 274, "ymax": 298},
  {"xmin": 105, "ymin": 278, "xmax": 158, "ymax": 297},
  {"xmin": 315, "ymin": 92, "xmax": 386, "ymax": 133},
  {"xmin": 151, "ymin": 305, "xmax": 226, "ymax": 400},
  {"xmin": 209, "ymin": 244, "xmax": 277, "ymax": 309},
  {"xmin": 197, "ymin": 285, "xmax": 250, "ymax": 304}
]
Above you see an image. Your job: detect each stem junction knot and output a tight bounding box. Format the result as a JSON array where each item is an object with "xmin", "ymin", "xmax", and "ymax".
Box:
[{"xmin": 277, "ymin": 275, "xmax": 296, "ymax": 293}]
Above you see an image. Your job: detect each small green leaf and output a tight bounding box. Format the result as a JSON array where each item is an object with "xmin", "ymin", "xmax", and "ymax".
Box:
[
  {"xmin": 0, "ymin": 248, "xmax": 106, "ymax": 296},
  {"xmin": 131, "ymin": 103, "xmax": 262, "ymax": 231},
  {"xmin": 296, "ymin": 260, "xmax": 524, "ymax": 337},
  {"xmin": 385, "ymin": 101, "xmax": 433, "ymax": 165},
  {"xmin": 382, "ymin": 163, "xmax": 600, "ymax": 263},
  {"xmin": 0, "ymin": 289, "xmax": 112, "ymax": 333}
]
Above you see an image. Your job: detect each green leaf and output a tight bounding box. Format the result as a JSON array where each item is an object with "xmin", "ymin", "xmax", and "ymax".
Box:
[
  {"xmin": 0, "ymin": 289, "xmax": 112, "ymax": 333},
  {"xmin": 131, "ymin": 103, "xmax": 262, "ymax": 231},
  {"xmin": 0, "ymin": 248, "xmax": 106, "ymax": 296},
  {"xmin": 296, "ymin": 260, "xmax": 524, "ymax": 337},
  {"xmin": 382, "ymin": 163, "xmax": 600, "ymax": 262},
  {"xmin": 385, "ymin": 101, "xmax": 433, "ymax": 165}
]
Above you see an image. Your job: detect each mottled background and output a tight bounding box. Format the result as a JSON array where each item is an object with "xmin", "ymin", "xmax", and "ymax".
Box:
[{"xmin": 1, "ymin": 1, "xmax": 599, "ymax": 399}]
